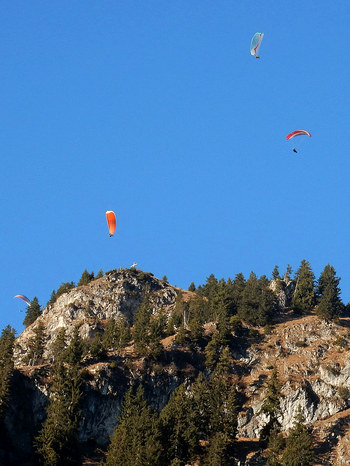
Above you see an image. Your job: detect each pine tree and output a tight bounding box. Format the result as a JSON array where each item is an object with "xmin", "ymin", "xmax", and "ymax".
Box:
[
  {"xmin": 198, "ymin": 274, "xmax": 219, "ymax": 321},
  {"xmin": 238, "ymin": 272, "xmax": 275, "ymax": 326},
  {"xmin": 260, "ymin": 367, "xmax": 283, "ymax": 443},
  {"xmin": 96, "ymin": 269, "xmax": 104, "ymax": 279},
  {"xmin": 77, "ymin": 269, "xmax": 94, "ymax": 286},
  {"xmin": 35, "ymin": 361, "xmax": 83, "ymax": 465},
  {"xmin": 89, "ymin": 332, "xmax": 107, "ymax": 360},
  {"xmin": 316, "ymin": 264, "xmax": 343, "ymax": 321},
  {"xmin": 282, "ymin": 406, "xmax": 314, "ymax": 466},
  {"xmin": 205, "ymin": 332, "xmax": 221, "ymax": 369},
  {"xmin": 25, "ymin": 321, "xmax": 46, "ymax": 366},
  {"xmin": 206, "ymin": 370, "xmax": 238, "ymax": 444},
  {"xmin": 160, "ymin": 383, "xmax": 199, "ymax": 465},
  {"xmin": 23, "ymin": 296, "xmax": 42, "ymax": 327},
  {"xmin": 0, "ymin": 326, "xmax": 15, "ymax": 418},
  {"xmin": 203, "ymin": 432, "xmax": 229, "ymax": 466},
  {"xmin": 188, "ymin": 282, "xmax": 196, "ymax": 292},
  {"xmin": 188, "ymin": 297, "xmax": 204, "ymax": 346},
  {"xmin": 105, "ymin": 385, "xmax": 162, "ymax": 466},
  {"xmin": 103, "ymin": 317, "xmax": 131, "ymax": 351},
  {"xmin": 173, "ymin": 291, "xmax": 190, "ymax": 328},
  {"xmin": 48, "ymin": 289, "xmax": 57, "ymax": 305},
  {"xmin": 148, "ymin": 311, "xmax": 165, "ymax": 360},
  {"xmin": 216, "ymin": 302, "xmax": 231, "ymax": 345},
  {"xmin": 176, "ymin": 321, "xmax": 186, "ymax": 345},
  {"xmin": 64, "ymin": 326, "xmax": 84, "ymax": 365},
  {"xmin": 214, "ymin": 346, "xmax": 232, "ymax": 377},
  {"xmin": 264, "ymin": 426, "xmax": 285, "ymax": 465},
  {"xmin": 272, "ymin": 266, "xmax": 280, "ymax": 280},
  {"xmin": 230, "ymin": 273, "xmax": 246, "ymax": 315},
  {"xmin": 292, "ymin": 260, "xmax": 315, "ymax": 314},
  {"xmin": 51, "ymin": 328, "xmax": 67, "ymax": 363},
  {"xmin": 48, "ymin": 282, "xmax": 75, "ymax": 305},
  {"xmin": 284, "ymin": 265, "xmax": 292, "ymax": 282},
  {"xmin": 133, "ymin": 293, "xmax": 152, "ymax": 356}
]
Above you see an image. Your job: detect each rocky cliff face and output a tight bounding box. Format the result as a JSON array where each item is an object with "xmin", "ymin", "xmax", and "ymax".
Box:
[
  {"xmin": 6, "ymin": 270, "xmax": 350, "ymax": 464},
  {"xmin": 14, "ymin": 268, "xmax": 178, "ymax": 365},
  {"xmin": 237, "ymin": 315, "xmax": 350, "ymax": 464}
]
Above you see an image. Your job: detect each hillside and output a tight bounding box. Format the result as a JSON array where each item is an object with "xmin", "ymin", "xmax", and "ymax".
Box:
[{"xmin": 1, "ymin": 268, "xmax": 350, "ymax": 464}]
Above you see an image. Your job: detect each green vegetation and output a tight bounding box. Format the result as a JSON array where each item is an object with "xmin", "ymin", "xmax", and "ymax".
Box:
[
  {"xmin": 23, "ymin": 296, "xmax": 42, "ymax": 327},
  {"xmin": 24, "ymin": 321, "xmax": 46, "ymax": 366},
  {"xmin": 77, "ymin": 269, "xmax": 95, "ymax": 286},
  {"xmin": 3, "ymin": 260, "xmax": 350, "ymax": 463},
  {"xmin": 281, "ymin": 406, "xmax": 314, "ymax": 465},
  {"xmin": 48, "ymin": 281, "xmax": 75, "ymax": 305},
  {"xmin": 105, "ymin": 385, "xmax": 162, "ymax": 466},
  {"xmin": 292, "ymin": 260, "xmax": 315, "ymax": 314},
  {"xmin": 316, "ymin": 264, "xmax": 343, "ymax": 321},
  {"xmin": 102, "ymin": 316, "xmax": 131, "ymax": 351},
  {"xmin": 35, "ymin": 328, "xmax": 84, "ymax": 465},
  {"xmin": 259, "ymin": 367, "xmax": 283, "ymax": 444},
  {"xmin": 0, "ymin": 326, "xmax": 15, "ymax": 418}
]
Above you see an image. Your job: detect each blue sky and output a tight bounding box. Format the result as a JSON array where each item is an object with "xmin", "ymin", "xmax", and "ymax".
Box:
[{"xmin": 1, "ymin": 1, "xmax": 350, "ymax": 334}]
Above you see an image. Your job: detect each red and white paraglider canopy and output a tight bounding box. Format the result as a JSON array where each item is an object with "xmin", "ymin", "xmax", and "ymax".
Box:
[
  {"xmin": 14, "ymin": 295, "xmax": 31, "ymax": 306},
  {"xmin": 286, "ymin": 130, "xmax": 312, "ymax": 140}
]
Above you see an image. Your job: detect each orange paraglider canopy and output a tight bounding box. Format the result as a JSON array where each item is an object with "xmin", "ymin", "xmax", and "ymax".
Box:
[{"xmin": 106, "ymin": 211, "xmax": 116, "ymax": 236}]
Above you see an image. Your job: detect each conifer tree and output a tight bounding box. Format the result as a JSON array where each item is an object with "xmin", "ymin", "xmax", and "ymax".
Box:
[
  {"xmin": 25, "ymin": 321, "xmax": 46, "ymax": 366},
  {"xmin": 103, "ymin": 317, "xmax": 131, "ymax": 351},
  {"xmin": 64, "ymin": 326, "xmax": 84, "ymax": 365},
  {"xmin": 48, "ymin": 282, "xmax": 75, "ymax": 305},
  {"xmin": 281, "ymin": 406, "xmax": 314, "ymax": 466},
  {"xmin": 105, "ymin": 385, "xmax": 162, "ymax": 466},
  {"xmin": 203, "ymin": 432, "xmax": 229, "ymax": 466},
  {"xmin": 238, "ymin": 272, "xmax": 275, "ymax": 326},
  {"xmin": 48, "ymin": 289, "xmax": 57, "ymax": 305},
  {"xmin": 205, "ymin": 332, "xmax": 221, "ymax": 369},
  {"xmin": 35, "ymin": 359, "xmax": 83, "ymax": 464},
  {"xmin": 216, "ymin": 302, "xmax": 231, "ymax": 345},
  {"xmin": 148, "ymin": 311, "xmax": 165, "ymax": 360},
  {"xmin": 133, "ymin": 293, "xmax": 152, "ymax": 356},
  {"xmin": 264, "ymin": 425, "xmax": 285, "ymax": 465},
  {"xmin": 89, "ymin": 332, "xmax": 107, "ymax": 360},
  {"xmin": 292, "ymin": 260, "xmax": 315, "ymax": 314},
  {"xmin": 175, "ymin": 321, "xmax": 186, "ymax": 345},
  {"xmin": 284, "ymin": 265, "xmax": 292, "ymax": 282},
  {"xmin": 198, "ymin": 274, "xmax": 219, "ymax": 321},
  {"xmin": 188, "ymin": 282, "xmax": 196, "ymax": 292},
  {"xmin": 272, "ymin": 265, "xmax": 280, "ymax": 280},
  {"xmin": 160, "ymin": 383, "xmax": 199, "ymax": 465},
  {"xmin": 230, "ymin": 273, "xmax": 246, "ymax": 314},
  {"xmin": 206, "ymin": 363, "xmax": 238, "ymax": 446},
  {"xmin": 188, "ymin": 297, "xmax": 204, "ymax": 346},
  {"xmin": 0, "ymin": 326, "xmax": 15, "ymax": 418},
  {"xmin": 96, "ymin": 269, "xmax": 104, "ymax": 279},
  {"xmin": 316, "ymin": 264, "xmax": 343, "ymax": 321},
  {"xmin": 260, "ymin": 367, "xmax": 283, "ymax": 443},
  {"xmin": 23, "ymin": 296, "xmax": 42, "ymax": 327},
  {"xmin": 77, "ymin": 269, "xmax": 94, "ymax": 286},
  {"xmin": 173, "ymin": 291, "xmax": 190, "ymax": 328},
  {"xmin": 51, "ymin": 328, "xmax": 67, "ymax": 363}
]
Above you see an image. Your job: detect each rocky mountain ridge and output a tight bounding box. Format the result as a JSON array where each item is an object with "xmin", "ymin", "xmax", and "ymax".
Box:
[
  {"xmin": 14, "ymin": 268, "xmax": 180, "ymax": 365},
  {"xmin": 5, "ymin": 269, "xmax": 350, "ymax": 464}
]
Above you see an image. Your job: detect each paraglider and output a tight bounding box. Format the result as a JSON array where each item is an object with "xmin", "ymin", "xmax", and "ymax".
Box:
[
  {"xmin": 286, "ymin": 130, "xmax": 312, "ymax": 153},
  {"xmin": 250, "ymin": 33, "xmax": 264, "ymax": 58},
  {"xmin": 106, "ymin": 211, "xmax": 116, "ymax": 237},
  {"xmin": 14, "ymin": 295, "xmax": 31, "ymax": 306}
]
